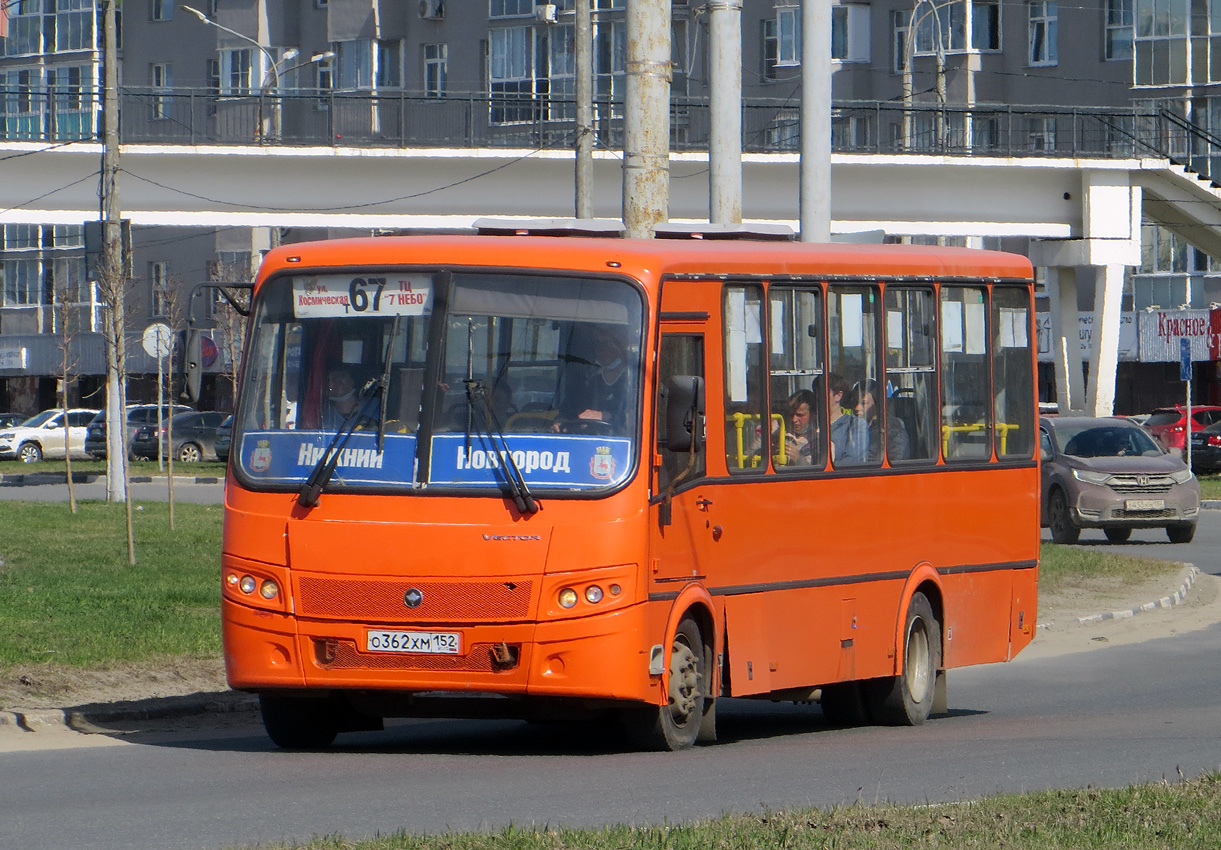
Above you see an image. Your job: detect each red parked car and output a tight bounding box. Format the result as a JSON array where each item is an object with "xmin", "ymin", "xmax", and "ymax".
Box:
[{"xmin": 1144, "ymin": 405, "xmax": 1221, "ymax": 456}]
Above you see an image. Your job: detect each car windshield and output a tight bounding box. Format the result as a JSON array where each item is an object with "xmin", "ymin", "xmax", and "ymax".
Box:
[
  {"xmin": 1055, "ymin": 422, "xmax": 1162, "ymax": 458},
  {"xmin": 234, "ymin": 270, "xmax": 644, "ymax": 495},
  {"xmin": 22, "ymin": 411, "xmax": 57, "ymax": 428},
  {"xmin": 1144, "ymin": 411, "xmax": 1181, "ymax": 427}
]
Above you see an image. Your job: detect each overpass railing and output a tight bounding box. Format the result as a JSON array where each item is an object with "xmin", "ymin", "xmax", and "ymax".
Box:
[{"xmin": 4, "ymin": 89, "xmax": 1220, "ymax": 185}]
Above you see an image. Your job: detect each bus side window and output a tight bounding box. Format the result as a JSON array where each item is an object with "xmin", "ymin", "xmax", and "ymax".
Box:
[
  {"xmin": 724, "ymin": 284, "xmax": 769, "ymax": 473},
  {"xmin": 941, "ymin": 286, "xmax": 991, "ymax": 461},
  {"xmin": 656, "ymin": 334, "xmax": 706, "ymax": 492},
  {"xmin": 829, "ymin": 284, "xmax": 881, "ymax": 468},
  {"xmin": 767, "ymin": 285, "xmax": 826, "ymax": 473},
  {"xmin": 992, "ymin": 287, "xmax": 1035, "ymax": 459},
  {"xmin": 884, "ymin": 287, "xmax": 937, "ymax": 462}
]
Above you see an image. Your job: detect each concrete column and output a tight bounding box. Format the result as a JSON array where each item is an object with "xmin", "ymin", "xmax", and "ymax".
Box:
[
  {"xmin": 1086, "ymin": 264, "xmax": 1125, "ymax": 416},
  {"xmin": 708, "ymin": 0, "xmax": 742, "ymax": 224},
  {"xmin": 1049, "ymin": 267, "xmax": 1086, "ymax": 414},
  {"xmin": 800, "ymin": 0, "xmax": 831, "ymax": 242},
  {"xmin": 623, "ymin": 0, "xmax": 672, "ymax": 238}
]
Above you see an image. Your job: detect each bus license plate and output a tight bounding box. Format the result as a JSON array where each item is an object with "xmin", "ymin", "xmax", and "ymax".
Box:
[
  {"xmin": 366, "ymin": 630, "xmax": 461, "ymax": 655},
  {"xmin": 1125, "ymin": 499, "xmax": 1164, "ymax": 511}
]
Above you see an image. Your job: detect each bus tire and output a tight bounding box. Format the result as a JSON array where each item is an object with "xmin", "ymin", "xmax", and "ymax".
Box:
[
  {"xmin": 259, "ymin": 693, "xmax": 340, "ymax": 749},
  {"xmin": 625, "ymin": 617, "xmax": 707, "ymax": 751},
  {"xmin": 866, "ymin": 592, "xmax": 941, "ymax": 726},
  {"xmin": 819, "ymin": 681, "xmax": 870, "ymax": 726}
]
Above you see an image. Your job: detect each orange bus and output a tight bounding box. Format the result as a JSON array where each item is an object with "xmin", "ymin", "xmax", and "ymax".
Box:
[{"xmin": 222, "ymin": 229, "xmax": 1039, "ymax": 750}]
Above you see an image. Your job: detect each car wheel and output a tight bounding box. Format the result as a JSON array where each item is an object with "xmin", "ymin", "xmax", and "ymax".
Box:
[
  {"xmin": 1048, "ymin": 489, "xmax": 1080, "ymax": 544},
  {"xmin": 17, "ymin": 442, "xmax": 42, "ymax": 463},
  {"xmin": 177, "ymin": 442, "xmax": 203, "ymax": 463},
  {"xmin": 1167, "ymin": 524, "xmax": 1196, "ymax": 544},
  {"xmin": 1104, "ymin": 527, "xmax": 1132, "ymax": 543}
]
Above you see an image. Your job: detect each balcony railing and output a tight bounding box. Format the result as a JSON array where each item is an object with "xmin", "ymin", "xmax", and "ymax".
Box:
[{"xmin": 3, "ymin": 88, "xmax": 1221, "ymax": 186}]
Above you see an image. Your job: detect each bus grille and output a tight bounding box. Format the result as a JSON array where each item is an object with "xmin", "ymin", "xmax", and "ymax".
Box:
[
  {"xmin": 297, "ymin": 577, "xmax": 534, "ymax": 622},
  {"xmin": 324, "ymin": 641, "xmax": 498, "ymax": 673}
]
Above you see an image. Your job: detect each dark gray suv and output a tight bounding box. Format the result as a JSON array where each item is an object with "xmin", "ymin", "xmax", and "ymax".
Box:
[
  {"xmin": 1040, "ymin": 416, "xmax": 1200, "ymax": 544},
  {"xmin": 84, "ymin": 404, "xmax": 193, "ymax": 459}
]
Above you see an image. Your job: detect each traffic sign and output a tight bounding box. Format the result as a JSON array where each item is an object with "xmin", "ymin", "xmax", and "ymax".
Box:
[
  {"xmin": 142, "ymin": 322, "xmax": 174, "ymax": 359},
  {"xmin": 1180, "ymin": 337, "xmax": 1192, "ymax": 382}
]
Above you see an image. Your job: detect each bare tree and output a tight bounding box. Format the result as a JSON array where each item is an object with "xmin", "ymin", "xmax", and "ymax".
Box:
[
  {"xmin": 54, "ymin": 280, "xmax": 80, "ymax": 514},
  {"xmin": 97, "ymin": 241, "xmax": 135, "ymax": 564},
  {"xmin": 210, "ymin": 257, "xmax": 254, "ymax": 408}
]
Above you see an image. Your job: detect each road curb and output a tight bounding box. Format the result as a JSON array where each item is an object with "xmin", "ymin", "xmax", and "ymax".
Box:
[
  {"xmin": 1073, "ymin": 564, "xmax": 1199, "ymax": 625},
  {"xmin": 0, "ymin": 690, "xmax": 257, "ymax": 735}
]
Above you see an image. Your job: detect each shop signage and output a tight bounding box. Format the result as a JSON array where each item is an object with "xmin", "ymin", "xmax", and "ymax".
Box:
[
  {"xmin": 1136, "ymin": 309, "xmax": 1221, "ymax": 362},
  {"xmin": 1035, "ymin": 312, "xmax": 1137, "ymax": 362}
]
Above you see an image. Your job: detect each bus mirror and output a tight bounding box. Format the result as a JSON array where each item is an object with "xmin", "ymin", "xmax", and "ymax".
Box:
[
  {"xmin": 183, "ymin": 329, "xmax": 203, "ymax": 403},
  {"xmin": 664, "ymin": 376, "xmax": 704, "ymax": 453}
]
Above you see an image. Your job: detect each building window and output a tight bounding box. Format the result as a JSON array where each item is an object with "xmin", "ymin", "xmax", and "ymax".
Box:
[
  {"xmin": 55, "ymin": 0, "xmax": 94, "ymax": 52},
  {"xmin": 490, "ymin": 0, "xmax": 535, "ymax": 18},
  {"xmin": 3, "ymin": 259, "xmax": 42, "ymax": 306},
  {"xmin": 1028, "ymin": 0, "xmax": 1058, "ymax": 65},
  {"xmin": 377, "ymin": 39, "xmax": 402, "ymax": 88},
  {"xmin": 151, "ymin": 0, "xmax": 172, "ymax": 21},
  {"xmin": 763, "ymin": 6, "xmax": 801, "ymax": 80},
  {"xmin": 973, "ymin": 0, "xmax": 1001, "ymax": 50},
  {"xmin": 150, "ymin": 262, "xmax": 170, "ymax": 316},
  {"xmin": 219, "ymin": 48, "xmax": 253, "ymax": 95},
  {"xmin": 335, "ymin": 39, "xmax": 374, "ymax": 89},
  {"xmin": 151, "ymin": 63, "xmax": 172, "ymax": 119},
  {"xmin": 1105, "ymin": 0, "xmax": 1133, "ymax": 60},
  {"xmin": 1133, "ymin": 0, "xmax": 1189, "ymax": 84},
  {"xmin": 424, "ymin": 43, "xmax": 448, "ymax": 96},
  {"xmin": 489, "ymin": 25, "xmax": 537, "ymax": 123},
  {"xmin": 832, "ymin": 4, "xmax": 870, "ymax": 63}
]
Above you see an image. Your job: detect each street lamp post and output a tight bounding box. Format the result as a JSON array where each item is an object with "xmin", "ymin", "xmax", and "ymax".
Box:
[
  {"xmin": 901, "ymin": 0, "xmax": 949, "ymax": 151},
  {"xmin": 182, "ymin": 5, "xmax": 328, "ymax": 142}
]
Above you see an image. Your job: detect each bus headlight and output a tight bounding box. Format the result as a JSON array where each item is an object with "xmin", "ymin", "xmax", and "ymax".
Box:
[
  {"xmin": 585, "ymin": 585, "xmax": 604, "ymax": 604},
  {"xmin": 259, "ymin": 579, "xmax": 280, "ymax": 600},
  {"xmin": 239, "ymin": 575, "xmax": 257, "ymax": 594},
  {"xmin": 558, "ymin": 588, "xmax": 579, "ymax": 608}
]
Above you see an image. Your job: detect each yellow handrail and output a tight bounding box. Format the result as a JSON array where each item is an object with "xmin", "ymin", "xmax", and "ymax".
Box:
[
  {"xmin": 730, "ymin": 412, "xmax": 786, "ymax": 468},
  {"xmin": 941, "ymin": 422, "xmax": 1020, "ymax": 457}
]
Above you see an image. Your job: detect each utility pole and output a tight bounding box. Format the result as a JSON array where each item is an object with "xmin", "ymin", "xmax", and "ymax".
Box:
[
  {"xmin": 708, "ymin": 0, "xmax": 742, "ymax": 224},
  {"xmin": 623, "ymin": 0, "xmax": 672, "ymax": 238},
  {"xmin": 101, "ymin": 0, "xmax": 128, "ymax": 506},
  {"xmin": 575, "ymin": 0, "xmax": 593, "ymax": 218},
  {"xmin": 800, "ymin": 0, "xmax": 832, "ymax": 242}
]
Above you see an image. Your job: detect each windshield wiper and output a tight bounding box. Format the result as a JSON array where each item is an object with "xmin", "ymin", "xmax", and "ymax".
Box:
[
  {"xmin": 297, "ymin": 378, "xmax": 383, "ymax": 509},
  {"xmin": 464, "ymin": 379, "xmax": 538, "ymax": 515},
  {"xmin": 376, "ymin": 315, "xmax": 401, "ymax": 452}
]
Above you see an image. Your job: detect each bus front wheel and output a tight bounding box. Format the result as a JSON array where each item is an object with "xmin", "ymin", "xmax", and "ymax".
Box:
[
  {"xmin": 867, "ymin": 592, "xmax": 941, "ymax": 726},
  {"xmin": 259, "ymin": 693, "xmax": 341, "ymax": 749},
  {"xmin": 626, "ymin": 617, "xmax": 707, "ymax": 751}
]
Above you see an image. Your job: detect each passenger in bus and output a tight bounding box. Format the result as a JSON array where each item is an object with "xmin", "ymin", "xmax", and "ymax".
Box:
[
  {"xmin": 557, "ymin": 323, "xmax": 633, "ymax": 433},
  {"xmin": 848, "ymin": 379, "xmax": 910, "ymax": 463},
  {"xmin": 780, "ymin": 389, "xmax": 818, "ymax": 466},
  {"xmin": 824, "ymin": 372, "xmax": 869, "ymax": 464}
]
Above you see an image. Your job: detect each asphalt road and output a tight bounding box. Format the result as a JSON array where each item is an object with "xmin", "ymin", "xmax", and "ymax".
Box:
[{"xmin": 5, "ymin": 619, "xmax": 1221, "ymax": 850}]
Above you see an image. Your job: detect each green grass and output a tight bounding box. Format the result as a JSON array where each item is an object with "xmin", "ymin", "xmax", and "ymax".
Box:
[
  {"xmin": 240, "ymin": 773, "xmax": 1221, "ymax": 850},
  {"xmin": 0, "ymin": 500, "xmax": 223, "ymax": 669},
  {"xmin": 1038, "ymin": 542, "xmax": 1181, "ymax": 595},
  {"xmin": 1197, "ymin": 474, "xmax": 1221, "ymax": 500}
]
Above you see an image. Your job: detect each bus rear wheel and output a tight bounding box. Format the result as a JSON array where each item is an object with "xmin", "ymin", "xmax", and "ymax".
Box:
[
  {"xmin": 866, "ymin": 592, "xmax": 941, "ymax": 726},
  {"xmin": 625, "ymin": 617, "xmax": 707, "ymax": 751},
  {"xmin": 259, "ymin": 693, "xmax": 341, "ymax": 749}
]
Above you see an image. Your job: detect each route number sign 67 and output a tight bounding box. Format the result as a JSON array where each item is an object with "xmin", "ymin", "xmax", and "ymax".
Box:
[{"xmin": 293, "ymin": 274, "xmax": 433, "ymax": 318}]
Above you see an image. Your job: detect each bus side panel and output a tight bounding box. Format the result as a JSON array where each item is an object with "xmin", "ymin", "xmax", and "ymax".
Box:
[
  {"xmin": 938, "ymin": 571, "xmax": 1013, "ymax": 669},
  {"xmin": 1008, "ymin": 563, "xmax": 1039, "ymax": 659}
]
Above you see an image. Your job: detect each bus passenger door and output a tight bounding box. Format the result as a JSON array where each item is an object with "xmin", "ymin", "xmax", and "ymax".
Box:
[{"xmin": 650, "ymin": 278, "xmax": 722, "ymax": 593}]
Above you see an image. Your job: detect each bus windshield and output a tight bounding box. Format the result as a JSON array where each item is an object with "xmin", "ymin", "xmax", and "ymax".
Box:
[{"xmin": 234, "ymin": 270, "xmax": 644, "ymax": 496}]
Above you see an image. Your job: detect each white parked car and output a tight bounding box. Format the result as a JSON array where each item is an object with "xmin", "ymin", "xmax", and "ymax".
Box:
[{"xmin": 0, "ymin": 408, "xmax": 101, "ymax": 462}]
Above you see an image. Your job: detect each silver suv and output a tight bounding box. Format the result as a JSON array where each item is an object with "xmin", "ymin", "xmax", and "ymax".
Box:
[
  {"xmin": 0, "ymin": 408, "xmax": 100, "ymax": 463},
  {"xmin": 1040, "ymin": 416, "xmax": 1200, "ymax": 544}
]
